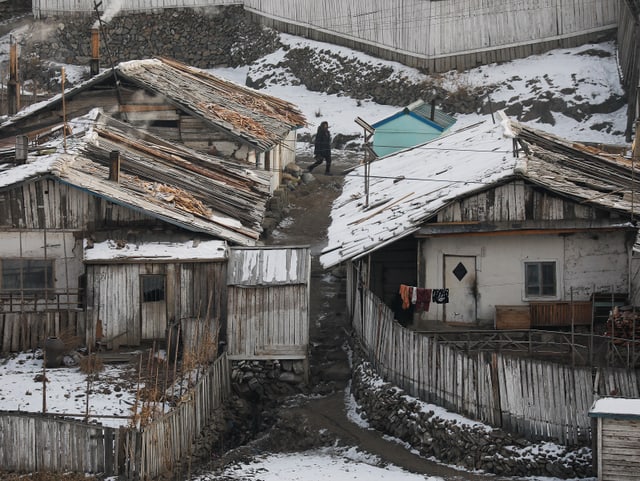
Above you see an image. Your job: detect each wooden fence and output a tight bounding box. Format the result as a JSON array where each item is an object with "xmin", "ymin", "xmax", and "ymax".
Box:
[
  {"xmin": 0, "ymin": 413, "xmax": 120, "ymax": 475},
  {"xmin": 0, "ymin": 309, "xmax": 85, "ymax": 353},
  {"xmin": 617, "ymin": 0, "xmax": 640, "ymax": 141},
  {"xmin": 31, "ymin": 0, "xmax": 618, "ymax": 72},
  {"xmin": 353, "ymin": 284, "xmax": 640, "ymax": 445},
  {"xmin": 0, "ymin": 352, "xmax": 231, "ymax": 478},
  {"xmin": 123, "ymin": 352, "xmax": 231, "ymax": 480}
]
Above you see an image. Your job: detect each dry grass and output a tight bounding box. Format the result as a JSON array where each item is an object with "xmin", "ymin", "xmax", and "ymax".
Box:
[
  {"xmin": 56, "ymin": 327, "xmax": 82, "ymax": 352},
  {"xmin": 78, "ymin": 353, "xmax": 103, "ymax": 374}
]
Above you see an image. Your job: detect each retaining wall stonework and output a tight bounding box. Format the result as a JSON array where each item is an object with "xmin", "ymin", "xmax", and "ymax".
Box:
[{"xmin": 350, "ymin": 352, "xmax": 594, "ymax": 479}]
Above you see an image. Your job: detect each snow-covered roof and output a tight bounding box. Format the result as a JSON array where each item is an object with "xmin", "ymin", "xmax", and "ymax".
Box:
[
  {"xmin": 590, "ymin": 397, "xmax": 640, "ymax": 419},
  {"xmin": 0, "ymin": 109, "xmax": 272, "ymax": 246},
  {"xmin": 84, "ymin": 239, "xmax": 228, "ymax": 263},
  {"xmin": 320, "ymin": 114, "xmax": 640, "ymax": 268},
  {"xmin": 0, "ymin": 57, "xmax": 307, "ymax": 152},
  {"xmin": 320, "ymin": 118, "xmax": 517, "ymax": 268}
]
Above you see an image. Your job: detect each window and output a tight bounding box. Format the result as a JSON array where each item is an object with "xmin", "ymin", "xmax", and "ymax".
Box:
[
  {"xmin": 141, "ymin": 275, "xmax": 165, "ymax": 303},
  {"xmin": 525, "ymin": 261, "xmax": 556, "ymax": 297},
  {"xmin": 1, "ymin": 259, "xmax": 54, "ymax": 293}
]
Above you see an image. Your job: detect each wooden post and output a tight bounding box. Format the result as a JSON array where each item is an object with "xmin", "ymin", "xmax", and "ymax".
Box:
[
  {"xmin": 109, "ymin": 150, "xmax": 121, "ymax": 182},
  {"xmin": 61, "ymin": 67, "xmax": 67, "ymax": 152},
  {"xmin": 7, "ymin": 40, "xmax": 19, "ymax": 115},
  {"xmin": 90, "ymin": 27, "xmax": 100, "ymax": 76}
]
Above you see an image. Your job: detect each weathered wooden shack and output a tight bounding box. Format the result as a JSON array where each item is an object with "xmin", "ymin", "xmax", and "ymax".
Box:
[
  {"xmin": 226, "ymin": 246, "xmax": 310, "ymax": 372},
  {"xmin": 590, "ymin": 397, "xmax": 640, "ymax": 480},
  {"xmin": 320, "ymin": 113, "xmax": 638, "ymax": 329},
  {"xmin": 84, "ymin": 239, "xmax": 228, "ymax": 350},
  {"xmin": 0, "ymin": 57, "xmax": 306, "ymax": 193},
  {"xmin": 0, "ymin": 110, "xmax": 271, "ymax": 351}
]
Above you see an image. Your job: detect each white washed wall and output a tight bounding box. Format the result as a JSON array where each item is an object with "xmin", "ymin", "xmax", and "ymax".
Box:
[
  {"xmin": 420, "ymin": 231, "xmax": 629, "ymax": 324},
  {"xmin": 32, "ymin": 0, "xmax": 618, "ymax": 59}
]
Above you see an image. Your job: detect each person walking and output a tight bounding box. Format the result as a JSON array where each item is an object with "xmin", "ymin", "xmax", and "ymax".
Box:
[{"xmin": 308, "ymin": 121, "xmax": 332, "ymax": 175}]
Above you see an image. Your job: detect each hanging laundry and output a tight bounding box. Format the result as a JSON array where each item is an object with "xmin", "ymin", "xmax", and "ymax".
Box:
[
  {"xmin": 432, "ymin": 288, "xmax": 449, "ymax": 304},
  {"xmin": 399, "ymin": 284, "xmax": 413, "ymax": 310},
  {"xmin": 415, "ymin": 288, "xmax": 431, "ymax": 311}
]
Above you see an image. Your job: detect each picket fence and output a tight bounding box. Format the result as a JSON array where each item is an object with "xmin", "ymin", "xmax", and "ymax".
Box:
[
  {"xmin": 353, "ymin": 286, "xmax": 640, "ymax": 445},
  {"xmin": 31, "ymin": 0, "xmax": 618, "ymax": 71},
  {"xmin": 0, "ymin": 352, "xmax": 231, "ymax": 479}
]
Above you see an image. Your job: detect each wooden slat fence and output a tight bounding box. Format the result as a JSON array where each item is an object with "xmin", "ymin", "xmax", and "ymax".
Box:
[
  {"xmin": 123, "ymin": 352, "xmax": 231, "ymax": 480},
  {"xmin": 32, "ymin": 0, "xmax": 618, "ymax": 72},
  {"xmin": 0, "ymin": 310, "xmax": 85, "ymax": 353},
  {"xmin": 617, "ymin": 0, "xmax": 640, "ymax": 141},
  {"xmin": 0, "ymin": 352, "xmax": 231, "ymax": 478},
  {"xmin": 0, "ymin": 413, "xmax": 119, "ymax": 475},
  {"xmin": 354, "ymin": 283, "xmax": 640, "ymax": 445}
]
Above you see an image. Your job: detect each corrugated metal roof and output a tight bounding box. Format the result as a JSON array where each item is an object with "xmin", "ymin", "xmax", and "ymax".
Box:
[
  {"xmin": 0, "ymin": 110, "xmax": 272, "ymax": 246},
  {"xmin": 0, "ymin": 57, "xmax": 307, "ymax": 152},
  {"xmin": 320, "ymin": 114, "xmax": 637, "ymax": 268},
  {"xmin": 227, "ymin": 246, "xmax": 311, "ymax": 286}
]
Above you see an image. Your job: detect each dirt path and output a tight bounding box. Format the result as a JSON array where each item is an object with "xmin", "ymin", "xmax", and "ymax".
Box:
[{"xmin": 262, "ymin": 153, "xmax": 517, "ymax": 481}]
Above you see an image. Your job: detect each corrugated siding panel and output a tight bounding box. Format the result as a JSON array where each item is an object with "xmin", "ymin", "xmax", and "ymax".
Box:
[{"xmin": 227, "ymin": 247, "xmax": 310, "ymax": 286}]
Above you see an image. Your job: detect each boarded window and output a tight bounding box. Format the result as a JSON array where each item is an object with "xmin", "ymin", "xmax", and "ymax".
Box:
[
  {"xmin": 141, "ymin": 275, "xmax": 165, "ymax": 303},
  {"xmin": 525, "ymin": 261, "xmax": 556, "ymax": 297},
  {"xmin": 1, "ymin": 259, "xmax": 55, "ymax": 293}
]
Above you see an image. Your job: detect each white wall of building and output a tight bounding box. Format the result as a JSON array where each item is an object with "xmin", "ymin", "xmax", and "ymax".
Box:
[{"xmin": 420, "ymin": 231, "xmax": 630, "ymax": 324}]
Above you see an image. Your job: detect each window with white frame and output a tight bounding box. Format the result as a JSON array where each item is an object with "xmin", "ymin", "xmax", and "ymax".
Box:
[
  {"xmin": 1, "ymin": 259, "xmax": 55, "ymax": 293},
  {"xmin": 524, "ymin": 261, "xmax": 557, "ymax": 297}
]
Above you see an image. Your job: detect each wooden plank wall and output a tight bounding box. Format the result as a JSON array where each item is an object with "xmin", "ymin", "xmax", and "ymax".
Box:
[
  {"xmin": 226, "ymin": 284, "xmax": 308, "ymax": 358},
  {"xmin": 124, "ymin": 352, "xmax": 231, "ymax": 480},
  {"xmin": 353, "ymin": 271, "xmax": 640, "ymax": 445},
  {"xmin": 617, "ymin": 0, "xmax": 640, "ymax": 141},
  {"xmin": 86, "ymin": 262, "xmax": 225, "ymax": 349},
  {"xmin": 599, "ymin": 418, "xmax": 640, "ymax": 480},
  {"xmin": 0, "ymin": 179, "xmax": 157, "ymax": 230},
  {"xmin": 31, "ymin": 1, "xmax": 617, "ymax": 72},
  {"xmin": 0, "ymin": 413, "xmax": 118, "ymax": 475}
]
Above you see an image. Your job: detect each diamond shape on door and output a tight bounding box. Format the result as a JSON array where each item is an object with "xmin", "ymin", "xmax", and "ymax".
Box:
[{"xmin": 453, "ymin": 262, "xmax": 468, "ymax": 281}]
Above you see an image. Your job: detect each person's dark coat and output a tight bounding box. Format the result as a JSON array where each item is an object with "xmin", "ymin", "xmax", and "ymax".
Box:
[{"xmin": 314, "ymin": 124, "xmax": 331, "ymax": 161}]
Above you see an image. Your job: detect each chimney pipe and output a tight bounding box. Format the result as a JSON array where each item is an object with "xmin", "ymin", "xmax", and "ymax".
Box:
[
  {"xmin": 90, "ymin": 27, "xmax": 100, "ymax": 76},
  {"xmin": 109, "ymin": 150, "xmax": 120, "ymax": 182},
  {"xmin": 8, "ymin": 40, "xmax": 19, "ymax": 115},
  {"xmin": 430, "ymin": 99, "xmax": 436, "ymax": 121},
  {"xmin": 15, "ymin": 135, "xmax": 28, "ymax": 164}
]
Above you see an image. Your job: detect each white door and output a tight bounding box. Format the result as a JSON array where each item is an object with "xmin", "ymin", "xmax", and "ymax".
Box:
[{"xmin": 444, "ymin": 255, "xmax": 477, "ymax": 323}]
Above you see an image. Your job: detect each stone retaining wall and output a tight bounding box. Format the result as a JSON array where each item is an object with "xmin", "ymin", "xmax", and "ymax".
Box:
[
  {"xmin": 350, "ymin": 352, "xmax": 594, "ymax": 479},
  {"xmin": 18, "ymin": 6, "xmax": 280, "ymax": 90}
]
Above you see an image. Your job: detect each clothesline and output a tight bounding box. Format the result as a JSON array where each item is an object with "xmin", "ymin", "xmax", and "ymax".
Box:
[{"xmin": 399, "ymin": 284, "xmax": 449, "ymax": 311}]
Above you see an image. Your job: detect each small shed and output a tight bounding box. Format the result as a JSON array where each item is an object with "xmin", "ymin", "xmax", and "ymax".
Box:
[
  {"xmin": 84, "ymin": 239, "xmax": 228, "ymax": 350},
  {"xmin": 371, "ymin": 100, "xmax": 456, "ymax": 157},
  {"xmin": 589, "ymin": 397, "xmax": 640, "ymax": 480},
  {"xmin": 226, "ymin": 246, "xmax": 310, "ymax": 367}
]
